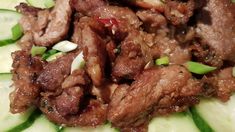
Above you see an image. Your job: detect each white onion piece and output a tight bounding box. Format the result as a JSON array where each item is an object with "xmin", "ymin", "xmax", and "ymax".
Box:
[
  {"xmin": 46, "ymin": 52, "xmax": 65, "ymax": 62},
  {"xmin": 52, "ymin": 40, "xmax": 78, "ymax": 52},
  {"xmin": 71, "ymin": 52, "xmax": 85, "ymax": 73}
]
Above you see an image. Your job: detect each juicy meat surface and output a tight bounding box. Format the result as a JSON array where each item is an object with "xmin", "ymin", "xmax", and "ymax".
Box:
[
  {"xmin": 40, "ymin": 97, "xmax": 107, "ymax": 127},
  {"xmin": 196, "ymin": 0, "xmax": 235, "ymax": 62},
  {"xmin": 164, "ymin": 0, "xmax": 195, "ymax": 25},
  {"xmin": 10, "ymin": 51, "xmax": 44, "ymax": 113},
  {"xmin": 82, "ymin": 26, "xmax": 107, "ymax": 86},
  {"xmin": 33, "ymin": 0, "xmax": 72, "ymax": 46},
  {"xmin": 37, "ymin": 53, "xmax": 76, "ymax": 91},
  {"xmin": 71, "ymin": 0, "xmax": 107, "ymax": 15},
  {"xmin": 108, "ymin": 65, "xmax": 201, "ymax": 127}
]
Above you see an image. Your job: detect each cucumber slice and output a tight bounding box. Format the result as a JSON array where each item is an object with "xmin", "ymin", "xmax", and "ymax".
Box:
[
  {"xmin": 26, "ymin": 0, "xmax": 55, "ymax": 8},
  {"xmin": 148, "ymin": 113, "xmax": 200, "ymax": 132},
  {"xmin": 192, "ymin": 95, "xmax": 235, "ymax": 132},
  {"xmin": 0, "ymin": 9, "xmax": 22, "ymax": 45},
  {"xmin": 0, "ymin": 74, "xmax": 35, "ymax": 132},
  {"xmin": 0, "ymin": 0, "xmax": 26, "ymax": 10},
  {"xmin": 22, "ymin": 115, "xmax": 60, "ymax": 132},
  {"xmin": 0, "ymin": 43, "xmax": 21, "ymax": 73},
  {"xmin": 63, "ymin": 123, "xmax": 119, "ymax": 132}
]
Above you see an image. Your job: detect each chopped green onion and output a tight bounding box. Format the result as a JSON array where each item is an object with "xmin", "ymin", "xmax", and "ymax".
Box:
[
  {"xmin": 31, "ymin": 46, "xmax": 47, "ymax": 57},
  {"xmin": 71, "ymin": 52, "xmax": 85, "ymax": 73},
  {"xmin": 46, "ymin": 52, "xmax": 65, "ymax": 62},
  {"xmin": 185, "ymin": 61, "xmax": 216, "ymax": 74},
  {"xmin": 155, "ymin": 56, "xmax": 169, "ymax": 65},
  {"xmin": 232, "ymin": 0, "xmax": 235, "ymax": 3},
  {"xmin": 232, "ymin": 67, "xmax": 235, "ymax": 77},
  {"xmin": 52, "ymin": 41, "xmax": 78, "ymax": 52},
  {"xmin": 11, "ymin": 23, "xmax": 23, "ymax": 40},
  {"xmin": 44, "ymin": 0, "xmax": 55, "ymax": 8},
  {"xmin": 42, "ymin": 49, "xmax": 58, "ymax": 60}
]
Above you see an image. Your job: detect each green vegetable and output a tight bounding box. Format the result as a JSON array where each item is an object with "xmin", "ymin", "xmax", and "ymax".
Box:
[
  {"xmin": 155, "ymin": 56, "xmax": 169, "ymax": 65},
  {"xmin": 232, "ymin": 0, "xmax": 235, "ymax": 3},
  {"xmin": 190, "ymin": 107, "xmax": 214, "ymax": 132},
  {"xmin": 46, "ymin": 52, "xmax": 65, "ymax": 62},
  {"xmin": 42, "ymin": 49, "xmax": 58, "ymax": 60},
  {"xmin": 31, "ymin": 46, "xmax": 47, "ymax": 57},
  {"xmin": 44, "ymin": 0, "xmax": 55, "ymax": 8},
  {"xmin": 232, "ymin": 67, "xmax": 235, "ymax": 77},
  {"xmin": 11, "ymin": 23, "xmax": 23, "ymax": 40},
  {"xmin": 185, "ymin": 61, "xmax": 216, "ymax": 74},
  {"xmin": 27, "ymin": 0, "xmax": 55, "ymax": 9}
]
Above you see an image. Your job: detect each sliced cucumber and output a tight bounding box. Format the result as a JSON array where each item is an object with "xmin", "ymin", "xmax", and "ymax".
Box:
[
  {"xmin": 63, "ymin": 123, "xmax": 119, "ymax": 132},
  {"xmin": 0, "ymin": 43, "xmax": 21, "ymax": 73},
  {"xmin": 0, "ymin": 9, "xmax": 22, "ymax": 45},
  {"xmin": 22, "ymin": 115, "xmax": 60, "ymax": 132},
  {"xmin": 148, "ymin": 112, "xmax": 200, "ymax": 132},
  {"xmin": 0, "ymin": 74, "xmax": 35, "ymax": 132},
  {"xmin": 0, "ymin": 0, "xmax": 26, "ymax": 10},
  {"xmin": 191, "ymin": 95, "xmax": 235, "ymax": 132},
  {"xmin": 26, "ymin": 0, "xmax": 55, "ymax": 8}
]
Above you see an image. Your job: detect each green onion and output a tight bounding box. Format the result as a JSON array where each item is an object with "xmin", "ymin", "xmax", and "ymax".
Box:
[
  {"xmin": 46, "ymin": 52, "xmax": 65, "ymax": 62},
  {"xmin": 44, "ymin": 0, "xmax": 55, "ymax": 8},
  {"xmin": 42, "ymin": 49, "xmax": 58, "ymax": 60},
  {"xmin": 155, "ymin": 56, "xmax": 169, "ymax": 65},
  {"xmin": 232, "ymin": 0, "xmax": 235, "ymax": 3},
  {"xmin": 52, "ymin": 41, "xmax": 78, "ymax": 52},
  {"xmin": 232, "ymin": 67, "xmax": 235, "ymax": 77},
  {"xmin": 11, "ymin": 23, "xmax": 23, "ymax": 40},
  {"xmin": 31, "ymin": 46, "xmax": 47, "ymax": 57},
  {"xmin": 71, "ymin": 52, "xmax": 85, "ymax": 73},
  {"xmin": 185, "ymin": 61, "xmax": 216, "ymax": 74}
]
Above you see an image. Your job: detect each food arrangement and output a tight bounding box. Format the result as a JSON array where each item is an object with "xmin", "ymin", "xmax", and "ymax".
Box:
[{"xmin": 0, "ymin": 0, "xmax": 235, "ymax": 132}]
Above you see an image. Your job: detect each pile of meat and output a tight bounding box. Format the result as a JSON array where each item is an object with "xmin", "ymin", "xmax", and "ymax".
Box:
[{"xmin": 10, "ymin": 0, "xmax": 235, "ymax": 131}]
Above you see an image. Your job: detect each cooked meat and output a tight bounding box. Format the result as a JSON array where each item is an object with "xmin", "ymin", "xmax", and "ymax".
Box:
[
  {"xmin": 55, "ymin": 87, "xmax": 84, "ymax": 116},
  {"xmin": 202, "ymin": 67, "xmax": 235, "ymax": 101},
  {"xmin": 82, "ymin": 26, "xmax": 107, "ymax": 86},
  {"xmin": 17, "ymin": 33, "xmax": 34, "ymax": 51},
  {"xmin": 196, "ymin": 0, "xmax": 235, "ymax": 62},
  {"xmin": 37, "ymin": 53, "xmax": 76, "ymax": 91},
  {"xmin": 93, "ymin": 6, "xmax": 142, "ymax": 40},
  {"xmin": 112, "ymin": 30, "xmax": 154, "ymax": 80},
  {"xmin": 108, "ymin": 65, "xmax": 201, "ymax": 127},
  {"xmin": 125, "ymin": 0, "xmax": 165, "ymax": 12},
  {"xmin": 40, "ymin": 97, "xmax": 107, "ymax": 127},
  {"xmin": 136, "ymin": 10, "xmax": 168, "ymax": 34},
  {"xmin": 10, "ymin": 51, "xmax": 44, "ymax": 113},
  {"xmin": 106, "ymin": 40, "xmax": 117, "ymax": 63},
  {"xmin": 16, "ymin": 3, "xmax": 41, "ymax": 16},
  {"xmin": 62, "ymin": 69, "xmax": 90, "ymax": 89},
  {"xmin": 71, "ymin": 0, "xmax": 107, "ymax": 15},
  {"xmin": 164, "ymin": 0, "xmax": 195, "ymax": 25},
  {"xmin": 152, "ymin": 36, "xmax": 191, "ymax": 65},
  {"xmin": 33, "ymin": 0, "xmax": 72, "ymax": 46}
]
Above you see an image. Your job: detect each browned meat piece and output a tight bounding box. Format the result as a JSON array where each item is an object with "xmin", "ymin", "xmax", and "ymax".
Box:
[
  {"xmin": 91, "ymin": 81, "xmax": 118, "ymax": 103},
  {"xmin": 112, "ymin": 30, "xmax": 155, "ymax": 80},
  {"xmin": 93, "ymin": 6, "xmax": 142, "ymax": 40},
  {"xmin": 33, "ymin": 0, "xmax": 72, "ymax": 46},
  {"xmin": 164, "ymin": 0, "xmax": 195, "ymax": 25},
  {"xmin": 71, "ymin": 16, "xmax": 105, "ymax": 46},
  {"xmin": 40, "ymin": 97, "xmax": 107, "ymax": 127},
  {"xmin": 108, "ymin": 65, "xmax": 201, "ymax": 127},
  {"xmin": 196, "ymin": 0, "xmax": 235, "ymax": 62},
  {"xmin": 16, "ymin": 3, "xmax": 41, "ymax": 16},
  {"xmin": 106, "ymin": 41, "xmax": 117, "ymax": 63},
  {"xmin": 55, "ymin": 87, "xmax": 84, "ymax": 116},
  {"xmin": 136, "ymin": 10, "xmax": 168, "ymax": 35},
  {"xmin": 10, "ymin": 51, "xmax": 44, "ymax": 113},
  {"xmin": 82, "ymin": 26, "xmax": 107, "ymax": 86},
  {"xmin": 125, "ymin": 0, "xmax": 165, "ymax": 12},
  {"xmin": 37, "ymin": 53, "xmax": 76, "ymax": 91},
  {"xmin": 202, "ymin": 67, "xmax": 235, "ymax": 101},
  {"xmin": 62, "ymin": 69, "xmax": 90, "ymax": 89},
  {"xmin": 153, "ymin": 36, "xmax": 191, "ymax": 64},
  {"xmin": 71, "ymin": 0, "xmax": 107, "ymax": 15}
]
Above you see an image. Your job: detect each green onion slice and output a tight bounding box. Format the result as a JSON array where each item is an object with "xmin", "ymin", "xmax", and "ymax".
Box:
[
  {"xmin": 185, "ymin": 61, "xmax": 216, "ymax": 74},
  {"xmin": 42, "ymin": 49, "xmax": 58, "ymax": 60},
  {"xmin": 31, "ymin": 46, "xmax": 47, "ymax": 57},
  {"xmin": 71, "ymin": 52, "xmax": 85, "ymax": 73},
  {"xmin": 44, "ymin": 0, "xmax": 55, "ymax": 8},
  {"xmin": 46, "ymin": 52, "xmax": 65, "ymax": 62},
  {"xmin": 232, "ymin": 67, "xmax": 235, "ymax": 77},
  {"xmin": 11, "ymin": 23, "xmax": 23, "ymax": 41},
  {"xmin": 155, "ymin": 56, "xmax": 169, "ymax": 65},
  {"xmin": 52, "ymin": 41, "xmax": 78, "ymax": 52}
]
